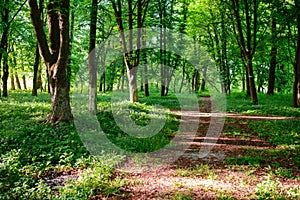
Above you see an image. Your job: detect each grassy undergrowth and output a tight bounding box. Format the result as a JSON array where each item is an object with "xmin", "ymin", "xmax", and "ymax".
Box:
[
  {"xmin": 0, "ymin": 90, "xmax": 299, "ymax": 199},
  {"xmin": 0, "ymin": 91, "xmax": 180, "ymax": 199},
  {"xmin": 226, "ymin": 92, "xmax": 300, "ymax": 117}
]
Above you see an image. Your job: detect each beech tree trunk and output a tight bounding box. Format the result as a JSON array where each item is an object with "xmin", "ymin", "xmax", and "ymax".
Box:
[{"xmin": 29, "ymin": 0, "xmax": 73, "ymax": 123}]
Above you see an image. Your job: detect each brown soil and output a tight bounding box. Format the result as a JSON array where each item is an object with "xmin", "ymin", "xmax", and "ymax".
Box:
[
  {"xmin": 110, "ymin": 97, "xmax": 300, "ymax": 200},
  {"xmin": 45, "ymin": 97, "xmax": 300, "ymax": 199}
]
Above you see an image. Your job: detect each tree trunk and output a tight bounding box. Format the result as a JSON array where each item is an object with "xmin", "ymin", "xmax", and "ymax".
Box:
[
  {"xmin": 231, "ymin": 0, "xmax": 258, "ymax": 103},
  {"xmin": 29, "ymin": 0, "xmax": 73, "ymax": 123},
  {"xmin": 179, "ymin": 60, "xmax": 185, "ymax": 93},
  {"xmin": 140, "ymin": 75, "xmax": 144, "ymax": 91},
  {"xmin": 247, "ymin": 57, "xmax": 258, "ymax": 104},
  {"xmin": 32, "ymin": 44, "xmax": 40, "ymax": 96},
  {"xmin": 267, "ymin": 13, "xmax": 277, "ymax": 95},
  {"xmin": 88, "ymin": 0, "xmax": 98, "ymax": 114},
  {"xmin": 2, "ymin": 63, "xmax": 9, "ymax": 97},
  {"xmin": 121, "ymin": 65, "xmax": 125, "ymax": 92},
  {"xmin": 37, "ymin": 66, "xmax": 43, "ymax": 91},
  {"xmin": 144, "ymin": 64, "xmax": 149, "ymax": 97},
  {"xmin": 127, "ymin": 67, "xmax": 139, "ymax": 102},
  {"xmin": 22, "ymin": 75, "xmax": 27, "ymax": 90},
  {"xmin": 15, "ymin": 72, "xmax": 22, "ymax": 90},
  {"xmin": 1, "ymin": 0, "xmax": 9, "ymax": 97},
  {"xmin": 242, "ymin": 66, "xmax": 245, "ymax": 92},
  {"xmin": 10, "ymin": 70, "xmax": 16, "ymax": 90},
  {"xmin": 111, "ymin": 0, "xmax": 148, "ymax": 102},
  {"xmin": 142, "ymin": 30, "xmax": 149, "ymax": 97}
]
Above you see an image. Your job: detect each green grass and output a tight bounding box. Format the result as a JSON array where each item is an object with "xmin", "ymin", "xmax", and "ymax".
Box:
[
  {"xmin": 97, "ymin": 101, "xmax": 179, "ymax": 153},
  {"xmin": 0, "ymin": 91, "xmax": 181, "ymax": 199},
  {"xmin": 1, "ymin": 90, "xmax": 299, "ymax": 199},
  {"xmin": 226, "ymin": 92, "xmax": 300, "ymax": 117},
  {"xmin": 248, "ymin": 120, "xmax": 300, "ymax": 146},
  {"xmin": 0, "ymin": 92, "xmax": 119, "ymax": 199}
]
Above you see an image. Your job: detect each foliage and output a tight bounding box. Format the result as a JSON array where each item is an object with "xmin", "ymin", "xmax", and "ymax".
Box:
[
  {"xmin": 0, "ymin": 92, "xmax": 123, "ymax": 199},
  {"xmin": 226, "ymin": 92, "xmax": 300, "ymax": 117}
]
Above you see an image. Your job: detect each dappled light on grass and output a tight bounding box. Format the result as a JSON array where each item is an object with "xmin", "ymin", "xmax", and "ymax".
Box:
[
  {"xmin": 1, "ymin": 91, "xmax": 300, "ymax": 199},
  {"xmin": 226, "ymin": 93, "xmax": 300, "ymax": 117}
]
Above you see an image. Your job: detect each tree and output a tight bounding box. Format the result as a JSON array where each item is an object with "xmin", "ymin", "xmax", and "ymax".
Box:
[
  {"xmin": 88, "ymin": 0, "xmax": 98, "ymax": 114},
  {"xmin": 230, "ymin": 0, "xmax": 259, "ymax": 104},
  {"xmin": 267, "ymin": 3, "xmax": 277, "ymax": 95},
  {"xmin": 32, "ymin": 0, "xmax": 43, "ymax": 96},
  {"xmin": 1, "ymin": 0, "xmax": 10, "ymax": 97},
  {"xmin": 110, "ymin": 0, "xmax": 149, "ymax": 102},
  {"xmin": 0, "ymin": 0, "xmax": 27, "ymax": 97},
  {"xmin": 28, "ymin": 0, "xmax": 73, "ymax": 123}
]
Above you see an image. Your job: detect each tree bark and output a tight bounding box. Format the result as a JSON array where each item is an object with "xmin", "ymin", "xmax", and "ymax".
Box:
[
  {"xmin": 111, "ymin": 0, "xmax": 149, "ymax": 102},
  {"xmin": 1, "ymin": 0, "xmax": 9, "ymax": 97},
  {"xmin": 15, "ymin": 72, "xmax": 22, "ymax": 90},
  {"xmin": 32, "ymin": 44, "xmax": 40, "ymax": 96},
  {"xmin": 10, "ymin": 69, "xmax": 15, "ymax": 90},
  {"xmin": 267, "ymin": 10, "xmax": 277, "ymax": 95},
  {"xmin": 29, "ymin": 0, "xmax": 73, "ymax": 123},
  {"xmin": 88, "ymin": 0, "xmax": 98, "ymax": 114},
  {"xmin": 231, "ymin": 0, "xmax": 258, "ymax": 104},
  {"xmin": 22, "ymin": 75, "xmax": 27, "ymax": 90}
]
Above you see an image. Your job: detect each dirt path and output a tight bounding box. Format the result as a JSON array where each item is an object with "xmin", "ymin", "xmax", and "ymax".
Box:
[{"xmin": 113, "ymin": 97, "xmax": 300, "ymax": 200}]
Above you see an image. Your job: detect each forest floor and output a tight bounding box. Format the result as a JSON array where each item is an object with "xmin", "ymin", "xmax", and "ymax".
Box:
[
  {"xmin": 99, "ymin": 97, "xmax": 300, "ymax": 200},
  {"xmin": 2, "ymin": 92, "xmax": 299, "ymax": 199}
]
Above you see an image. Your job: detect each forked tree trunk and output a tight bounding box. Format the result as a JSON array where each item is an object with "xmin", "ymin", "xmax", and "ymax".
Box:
[
  {"xmin": 111, "ymin": 0, "xmax": 149, "ymax": 102},
  {"xmin": 231, "ymin": 0, "xmax": 258, "ymax": 104},
  {"xmin": 29, "ymin": 0, "xmax": 72, "ymax": 123}
]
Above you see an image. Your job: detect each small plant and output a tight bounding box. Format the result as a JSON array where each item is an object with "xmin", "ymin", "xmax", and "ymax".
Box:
[
  {"xmin": 226, "ymin": 156, "xmax": 262, "ymax": 167},
  {"xmin": 171, "ymin": 189, "xmax": 193, "ymax": 200},
  {"xmin": 216, "ymin": 190, "xmax": 236, "ymax": 200},
  {"xmin": 274, "ymin": 167, "xmax": 294, "ymax": 179},
  {"xmin": 59, "ymin": 158, "xmax": 126, "ymax": 199},
  {"xmin": 255, "ymin": 176, "xmax": 285, "ymax": 200}
]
